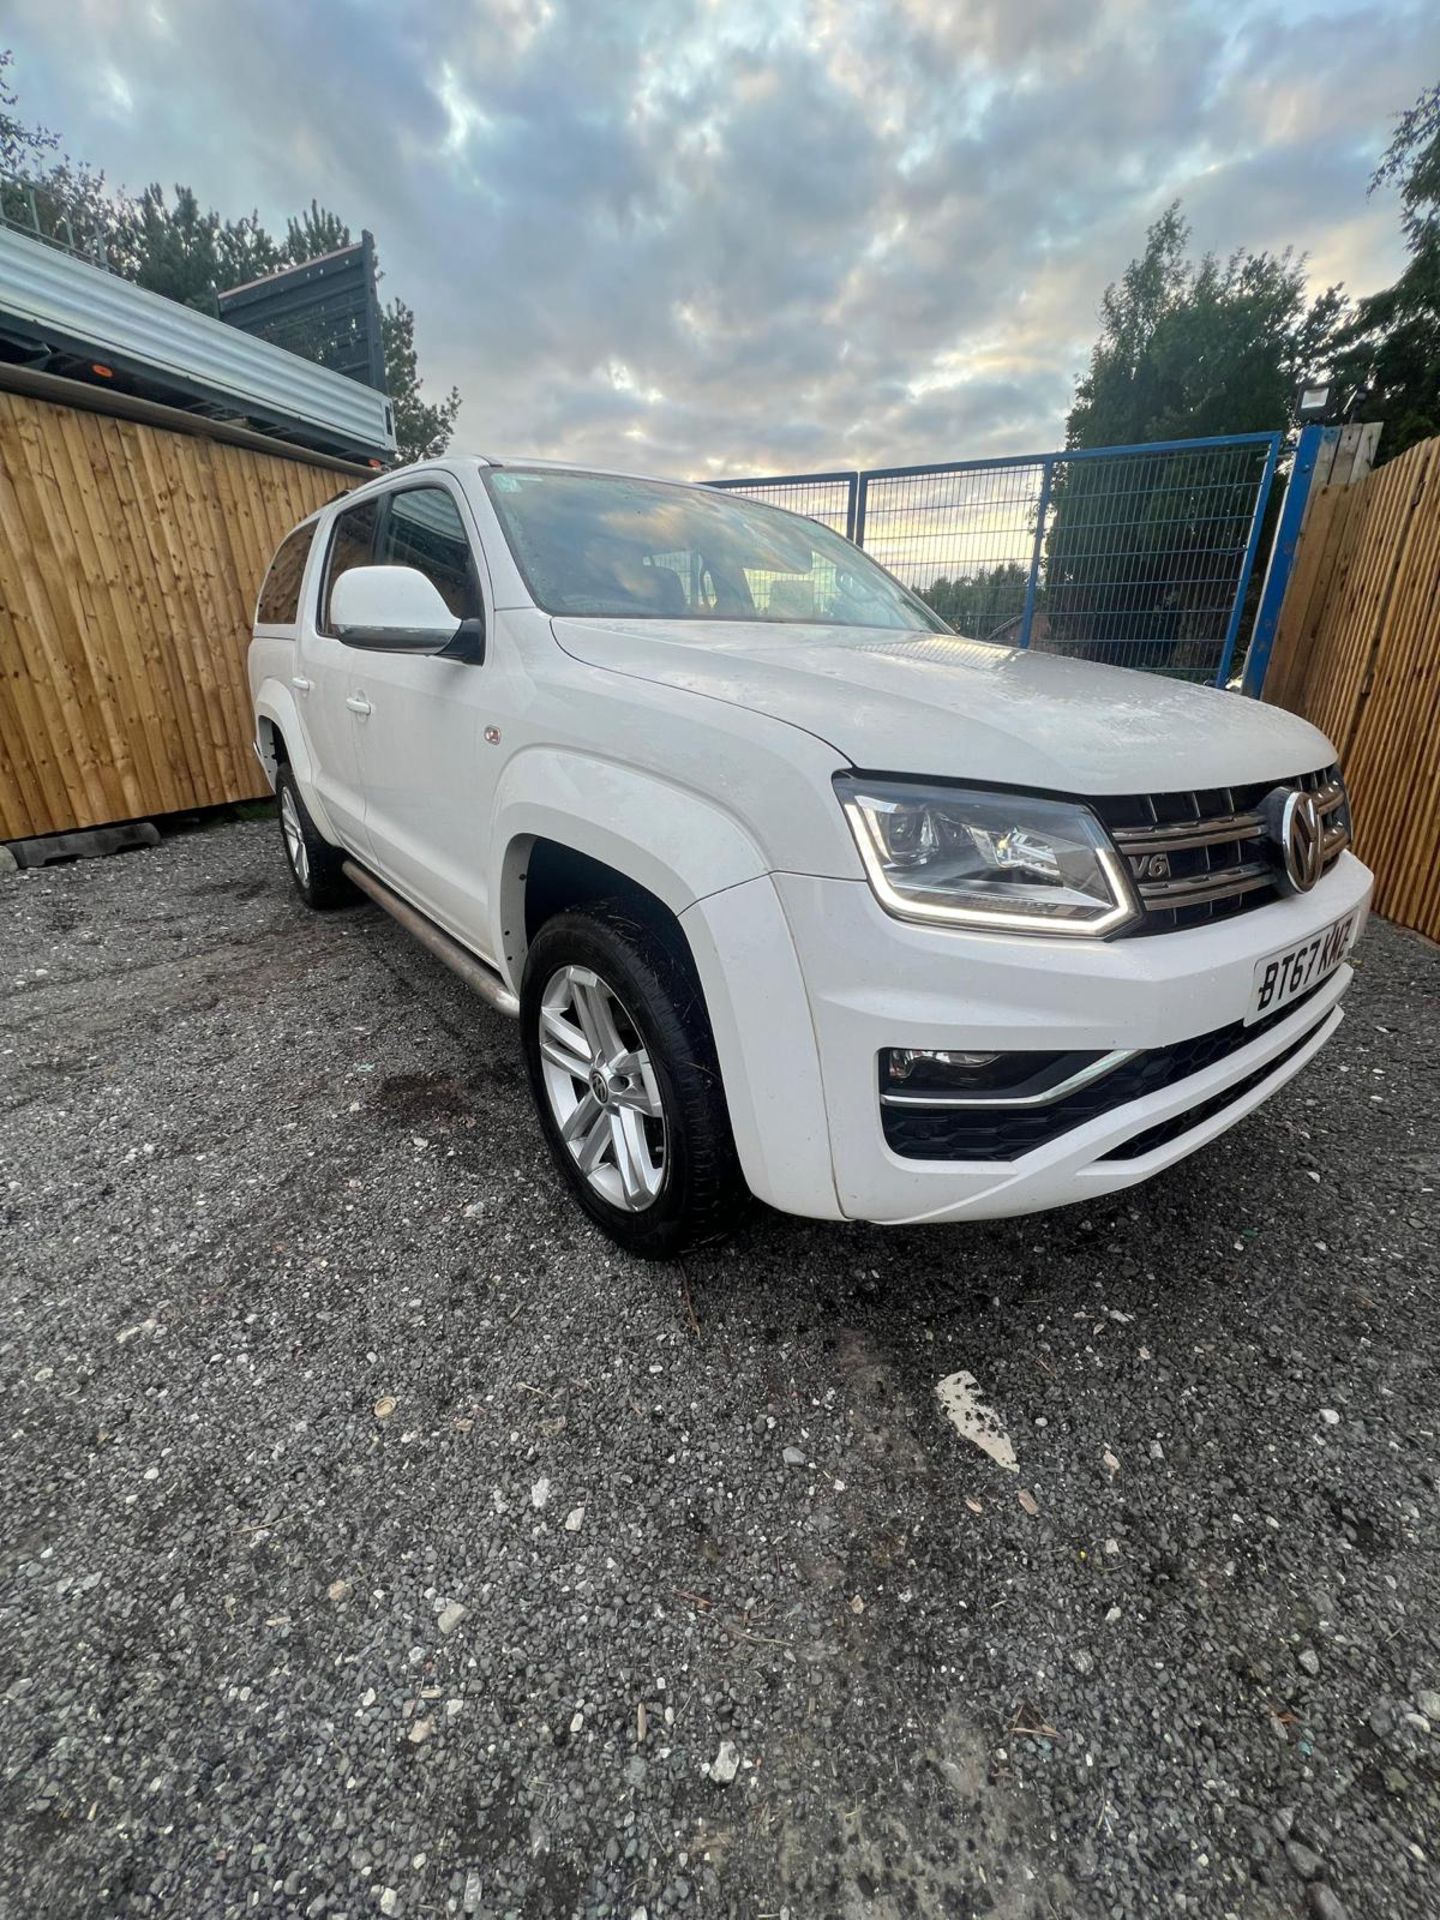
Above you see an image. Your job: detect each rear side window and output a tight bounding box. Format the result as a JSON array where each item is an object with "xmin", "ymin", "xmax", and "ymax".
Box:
[
  {"xmin": 256, "ymin": 522, "xmax": 317, "ymax": 627},
  {"xmin": 378, "ymin": 487, "xmax": 481, "ymax": 619},
  {"xmin": 321, "ymin": 497, "xmax": 382, "ymax": 630}
]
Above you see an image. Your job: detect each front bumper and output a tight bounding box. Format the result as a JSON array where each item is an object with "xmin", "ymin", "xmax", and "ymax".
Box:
[{"xmin": 773, "ymin": 850, "xmax": 1372, "ymax": 1223}]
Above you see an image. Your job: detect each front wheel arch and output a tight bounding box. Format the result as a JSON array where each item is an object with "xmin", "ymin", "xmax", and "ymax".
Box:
[{"xmin": 507, "ymin": 836, "xmax": 703, "ymax": 992}]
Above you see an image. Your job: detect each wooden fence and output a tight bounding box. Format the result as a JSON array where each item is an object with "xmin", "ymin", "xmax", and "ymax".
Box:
[
  {"xmin": 0, "ymin": 382, "xmax": 351, "ymax": 841},
  {"xmin": 1263, "ymin": 434, "xmax": 1440, "ymax": 943}
]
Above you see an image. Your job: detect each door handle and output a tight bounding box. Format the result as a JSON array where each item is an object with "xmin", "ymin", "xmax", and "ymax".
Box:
[
  {"xmin": 290, "ymin": 675, "xmax": 312, "ymax": 694},
  {"xmin": 345, "ymin": 694, "xmax": 373, "ymax": 717}
]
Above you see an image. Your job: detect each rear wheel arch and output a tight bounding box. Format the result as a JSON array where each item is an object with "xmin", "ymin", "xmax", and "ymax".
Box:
[
  {"xmin": 254, "ymin": 682, "xmax": 313, "ymax": 783},
  {"xmin": 257, "ymin": 714, "xmax": 290, "ymax": 778},
  {"xmin": 254, "ymin": 682, "xmax": 340, "ymax": 843}
]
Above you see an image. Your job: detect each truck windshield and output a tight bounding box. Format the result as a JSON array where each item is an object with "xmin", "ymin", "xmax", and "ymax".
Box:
[{"xmin": 483, "ymin": 467, "xmax": 950, "ymax": 633}]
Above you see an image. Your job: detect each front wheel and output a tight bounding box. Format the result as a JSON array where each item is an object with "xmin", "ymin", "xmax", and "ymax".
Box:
[{"xmin": 520, "ymin": 907, "xmax": 747, "ymax": 1258}]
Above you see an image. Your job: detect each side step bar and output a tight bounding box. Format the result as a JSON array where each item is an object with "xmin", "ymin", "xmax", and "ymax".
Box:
[{"xmin": 342, "ymin": 860, "xmax": 519, "ymax": 1019}]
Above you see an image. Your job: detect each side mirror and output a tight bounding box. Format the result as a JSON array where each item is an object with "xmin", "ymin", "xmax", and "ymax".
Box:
[
  {"xmin": 330, "ymin": 565, "xmax": 479, "ymax": 657},
  {"xmin": 438, "ymin": 617, "xmax": 485, "ymax": 665}
]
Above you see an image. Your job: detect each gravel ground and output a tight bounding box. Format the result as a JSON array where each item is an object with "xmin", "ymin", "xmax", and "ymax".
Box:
[{"xmin": 1, "ymin": 812, "xmax": 1438, "ymax": 1920}]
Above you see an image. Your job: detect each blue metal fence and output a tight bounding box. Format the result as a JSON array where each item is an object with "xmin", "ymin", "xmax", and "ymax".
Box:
[
  {"xmin": 709, "ymin": 432, "xmax": 1284, "ymax": 686},
  {"xmin": 1240, "ymin": 423, "xmax": 1331, "ymax": 697},
  {"xmin": 709, "ymin": 468, "xmax": 859, "ymax": 542}
]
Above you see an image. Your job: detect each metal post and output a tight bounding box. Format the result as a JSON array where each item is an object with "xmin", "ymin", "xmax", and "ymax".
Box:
[
  {"xmin": 1240, "ymin": 424, "xmax": 1334, "ymax": 698},
  {"xmin": 361, "ymin": 230, "xmax": 387, "ymax": 394},
  {"xmin": 844, "ymin": 473, "xmax": 859, "ymax": 544},
  {"xmin": 853, "ymin": 472, "xmax": 869, "ymax": 550},
  {"xmin": 1018, "ymin": 457, "xmax": 1054, "ymax": 649},
  {"xmin": 1213, "ymin": 432, "xmax": 1281, "ymax": 687}
]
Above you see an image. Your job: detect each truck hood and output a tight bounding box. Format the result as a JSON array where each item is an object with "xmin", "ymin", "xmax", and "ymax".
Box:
[{"xmin": 550, "ymin": 619, "xmax": 1334, "ymax": 794}]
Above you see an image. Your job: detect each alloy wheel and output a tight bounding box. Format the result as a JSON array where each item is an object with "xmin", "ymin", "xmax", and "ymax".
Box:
[
  {"xmin": 280, "ymin": 786, "xmax": 309, "ymax": 889},
  {"xmin": 537, "ymin": 964, "xmax": 667, "ymax": 1212}
]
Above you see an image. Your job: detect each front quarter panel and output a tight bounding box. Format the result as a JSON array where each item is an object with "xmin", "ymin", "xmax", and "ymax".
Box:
[
  {"xmin": 492, "ymin": 747, "xmax": 766, "ymax": 931},
  {"xmin": 486, "ymin": 609, "xmax": 864, "ymax": 978}
]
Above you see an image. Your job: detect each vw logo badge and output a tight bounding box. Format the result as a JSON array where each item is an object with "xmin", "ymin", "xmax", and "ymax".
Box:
[{"xmin": 1279, "ymin": 789, "xmax": 1323, "ymax": 893}]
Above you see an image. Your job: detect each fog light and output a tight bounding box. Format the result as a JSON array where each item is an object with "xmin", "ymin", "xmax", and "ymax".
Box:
[
  {"xmin": 879, "ymin": 1045, "xmax": 1121, "ymax": 1106},
  {"xmin": 882, "ymin": 1047, "xmax": 1067, "ymax": 1095},
  {"xmin": 886, "ymin": 1048, "xmax": 1002, "ymax": 1087}
]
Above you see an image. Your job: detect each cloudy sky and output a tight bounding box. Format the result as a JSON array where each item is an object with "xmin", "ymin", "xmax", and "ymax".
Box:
[{"xmin": 6, "ymin": 0, "xmax": 1438, "ymax": 477}]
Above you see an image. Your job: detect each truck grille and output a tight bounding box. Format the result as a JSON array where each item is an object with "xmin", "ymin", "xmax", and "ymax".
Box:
[{"xmin": 1093, "ymin": 765, "xmax": 1350, "ymax": 935}]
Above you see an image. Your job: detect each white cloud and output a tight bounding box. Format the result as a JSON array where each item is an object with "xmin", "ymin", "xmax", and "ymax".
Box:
[{"xmin": 6, "ymin": 0, "xmax": 1437, "ymax": 474}]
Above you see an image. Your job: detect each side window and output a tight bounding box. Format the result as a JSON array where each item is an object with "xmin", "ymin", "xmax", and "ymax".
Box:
[
  {"xmin": 378, "ymin": 487, "xmax": 482, "ymax": 620},
  {"xmin": 256, "ymin": 522, "xmax": 317, "ymax": 627},
  {"xmin": 321, "ymin": 497, "xmax": 382, "ymax": 631}
]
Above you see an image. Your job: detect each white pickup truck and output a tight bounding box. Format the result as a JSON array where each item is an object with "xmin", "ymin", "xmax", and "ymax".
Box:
[{"xmin": 248, "ymin": 458, "xmax": 1372, "ymax": 1256}]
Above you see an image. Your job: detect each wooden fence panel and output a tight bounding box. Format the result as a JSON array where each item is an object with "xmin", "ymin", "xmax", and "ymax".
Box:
[
  {"xmin": 0, "ymin": 388, "xmax": 345, "ymax": 840},
  {"xmin": 1264, "ymin": 435, "xmax": 1440, "ymax": 942}
]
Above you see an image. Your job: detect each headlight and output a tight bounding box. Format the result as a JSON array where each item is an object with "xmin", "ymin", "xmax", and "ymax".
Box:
[{"xmin": 835, "ymin": 776, "xmax": 1139, "ymax": 936}]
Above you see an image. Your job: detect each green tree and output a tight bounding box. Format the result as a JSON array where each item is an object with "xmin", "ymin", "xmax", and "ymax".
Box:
[
  {"xmin": 1066, "ymin": 204, "xmax": 1343, "ymax": 448},
  {"xmin": 1330, "ymin": 82, "xmax": 1440, "ymax": 462},
  {"xmin": 920, "ymin": 562, "xmax": 1030, "ymax": 640},
  {"xmin": 108, "ymin": 183, "xmax": 281, "ymax": 310},
  {"xmin": 1, "ymin": 50, "xmax": 458, "ymax": 461},
  {"xmin": 110, "ymin": 187, "xmax": 458, "ymax": 461},
  {"xmin": 280, "ymin": 201, "xmax": 461, "ymax": 458},
  {"xmin": 380, "ymin": 299, "xmax": 460, "ymax": 463},
  {"xmin": 1044, "ymin": 208, "xmax": 1345, "ymax": 675},
  {"xmin": 100, "ymin": 185, "xmax": 459, "ymax": 459},
  {"xmin": 0, "ymin": 47, "xmax": 110, "ymax": 258},
  {"xmin": 0, "ymin": 47, "xmax": 51, "ymax": 172},
  {"xmin": 284, "ymin": 199, "xmax": 351, "ymax": 264}
]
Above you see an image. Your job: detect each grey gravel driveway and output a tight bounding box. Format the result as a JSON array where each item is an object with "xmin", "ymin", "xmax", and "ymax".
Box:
[{"xmin": 1, "ymin": 813, "xmax": 1437, "ymax": 1920}]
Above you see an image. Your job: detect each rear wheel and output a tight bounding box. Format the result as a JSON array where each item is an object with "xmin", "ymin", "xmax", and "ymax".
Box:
[
  {"xmin": 275, "ymin": 764, "xmax": 353, "ymax": 909},
  {"xmin": 520, "ymin": 907, "xmax": 747, "ymax": 1257}
]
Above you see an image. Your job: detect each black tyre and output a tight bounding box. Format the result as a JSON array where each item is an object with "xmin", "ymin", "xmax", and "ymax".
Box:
[
  {"xmin": 520, "ymin": 905, "xmax": 748, "ymax": 1258},
  {"xmin": 275, "ymin": 764, "xmax": 353, "ymax": 910}
]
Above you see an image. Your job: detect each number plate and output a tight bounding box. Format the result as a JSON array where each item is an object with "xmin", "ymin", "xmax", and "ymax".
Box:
[{"xmin": 1246, "ymin": 912, "xmax": 1356, "ymax": 1025}]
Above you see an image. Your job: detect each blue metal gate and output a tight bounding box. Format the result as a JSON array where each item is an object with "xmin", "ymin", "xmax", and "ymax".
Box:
[{"xmin": 709, "ymin": 432, "xmax": 1282, "ymax": 687}]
